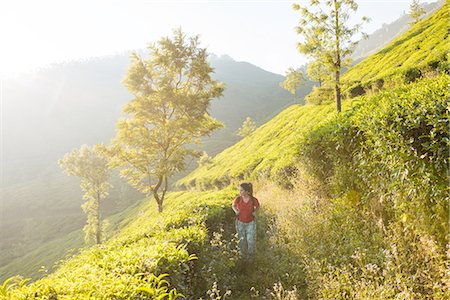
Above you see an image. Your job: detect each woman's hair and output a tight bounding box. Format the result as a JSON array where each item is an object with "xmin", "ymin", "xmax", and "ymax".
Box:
[{"xmin": 240, "ymin": 182, "xmax": 253, "ymax": 195}]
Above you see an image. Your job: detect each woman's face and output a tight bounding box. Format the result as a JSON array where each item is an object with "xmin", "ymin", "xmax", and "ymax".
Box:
[{"xmin": 239, "ymin": 187, "xmax": 248, "ymax": 196}]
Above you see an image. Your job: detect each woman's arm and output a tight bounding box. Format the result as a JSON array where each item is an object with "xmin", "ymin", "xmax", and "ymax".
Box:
[{"xmin": 232, "ymin": 202, "xmax": 240, "ymax": 216}]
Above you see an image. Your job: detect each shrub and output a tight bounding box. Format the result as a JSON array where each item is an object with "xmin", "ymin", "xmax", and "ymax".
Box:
[
  {"xmin": 403, "ymin": 67, "xmax": 422, "ymax": 83},
  {"xmin": 346, "ymin": 82, "xmax": 366, "ymax": 98},
  {"xmin": 371, "ymin": 78, "xmax": 384, "ymax": 92}
]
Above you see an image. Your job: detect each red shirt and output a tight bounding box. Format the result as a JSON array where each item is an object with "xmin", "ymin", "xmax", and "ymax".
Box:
[{"xmin": 234, "ymin": 196, "xmax": 260, "ymax": 223}]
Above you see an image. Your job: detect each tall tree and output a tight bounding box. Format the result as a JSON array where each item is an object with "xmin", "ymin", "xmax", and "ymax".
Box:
[
  {"xmin": 293, "ymin": 0, "xmax": 368, "ymax": 112},
  {"xmin": 280, "ymin": 68, "xmax": 305, "ymax": 99},
  {"xmin": 237, "ymin": 117, "xmax": 257, "ymax": 138},
  {"xmin": 59, "ymin": 145, "xmax": 110, "ymax": 244},
  {"xmin": 106, "ymin": 29, "xmax": 224, "ymax": 212},
  {"xmin": 409, "ymin": 0, "xmax": 425, "ymax": 25}
]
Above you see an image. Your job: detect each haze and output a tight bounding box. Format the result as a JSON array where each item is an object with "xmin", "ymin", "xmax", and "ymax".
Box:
[{"xmin": 1, "ymin": 0, "xmax": 415, "ymax": 78}]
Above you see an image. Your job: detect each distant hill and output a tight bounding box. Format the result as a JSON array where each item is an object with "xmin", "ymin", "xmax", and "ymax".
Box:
[{"xmin": 2, "ymin": 54, "xmax": 302, "ymax": 187}]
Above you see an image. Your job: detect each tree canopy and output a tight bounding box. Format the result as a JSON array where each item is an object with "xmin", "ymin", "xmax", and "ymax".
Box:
[{"xmin": 106, "ymin": 28, "xmax": 224, "ymax": 212}]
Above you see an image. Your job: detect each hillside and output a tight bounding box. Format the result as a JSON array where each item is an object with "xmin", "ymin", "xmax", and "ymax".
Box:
[
  {"xmin": 0, "ymin": 171, "xmax": 142, "ymax": 279},
  {"xmin": 178, "ymin": 3, "xmax": 449, "ymax": 190},
  {"xmin": 343, "ymin": 3, "xmax": 448, "ymax": 87},
  {"xmin": 178, "ymin": 103, "xmax": 342, "ymax": 190},
  {"xmin": 351, "ymin": 0, "xmax": 444, "ymax": 60}
]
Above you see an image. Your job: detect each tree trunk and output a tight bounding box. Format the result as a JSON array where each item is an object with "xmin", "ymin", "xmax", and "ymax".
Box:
[
  {"xmin": 96, "ymin": 192, "xmax": 101, "ymax": 244},
  {"xmin": 153, "ymin": 176, "xmax": 164, "ymax": 213},
  {"xmin": 334, "ymin": 0, "xmax": 342, "ymax": 113},
  {"xmin": 335, "ymin": 70, "xmax": 341, "ymax": 113}
]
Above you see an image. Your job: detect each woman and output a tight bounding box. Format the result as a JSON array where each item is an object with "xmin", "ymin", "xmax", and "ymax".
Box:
[{"xmin": 232, "ymin": 182, "xmax": 260, "ymax": 260}]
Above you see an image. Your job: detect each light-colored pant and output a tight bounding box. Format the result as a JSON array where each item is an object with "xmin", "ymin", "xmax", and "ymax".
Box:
[{"xmin": 235, "ymin": 220, "xmax": 256, "ymax": 257}]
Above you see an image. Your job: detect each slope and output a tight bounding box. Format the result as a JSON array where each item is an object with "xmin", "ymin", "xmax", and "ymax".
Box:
[
  {"xmin": 177, "ymin": 103, "xmax": 344, "ymax": 190},
  {"xmin": 343, "ymin": 2, "xmax": 449, "ymax": 86},
  {"xmin": 351, "ymin": 0, "xmax": 445, "ymax": 60},
  {"xmin": 178, "ymin": 3, "xmax": 449, "ymax": 189}
]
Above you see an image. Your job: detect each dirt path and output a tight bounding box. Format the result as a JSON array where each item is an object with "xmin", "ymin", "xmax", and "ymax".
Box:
[{"xmin": 229, "ymin": 207, "xmax": 305, "ymax": 299}]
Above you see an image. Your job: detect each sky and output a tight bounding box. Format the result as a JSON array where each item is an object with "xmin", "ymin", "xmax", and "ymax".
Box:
[{"xmin": 0, "ymin": 0, "xmax": 421, "ymax": 78}]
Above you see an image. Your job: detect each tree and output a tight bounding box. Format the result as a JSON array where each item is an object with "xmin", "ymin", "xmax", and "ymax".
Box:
[
  {"xmin": 59, "ymin": 145, "xmax": 110, "ymax": 244},
  {"xmin": 280, "ymin": 68, "xmax": 305, "ymax": 99},
  {"xmin": 237, "ymin": 117, "xmax": 257, "ymax": 138},
  {"xmin": 293, "ymin": 0, "xmax": 369, "ymax": 112},
  {"xmin": 106, "ymin": 29, "xmax": 224, "ymax": 212},
  {"xmin": 409, "ymin": 0, "xmax": 425, "ymax": 25},
  {"xmin": 198, "ymin": 151, "xmax": 212, "ymax": 167},
  {"xmin": 307, "ymin": 59, "xmax": 329, "ymax": 87}
]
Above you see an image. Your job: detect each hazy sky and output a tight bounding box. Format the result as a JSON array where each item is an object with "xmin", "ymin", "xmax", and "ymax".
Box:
[{"xmin": 1, "ymin": 0, "xmax": 421, "ymax": 78}]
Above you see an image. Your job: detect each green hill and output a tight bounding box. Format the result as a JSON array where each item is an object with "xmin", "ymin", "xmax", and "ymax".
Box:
[
  {"xmin": 351, "ymin": 0, "xmax": 445, "ymax": 61},
  {"xmin": 0, "ymin": 196, "xmax": 147, "ymax": 282},
  {"xmin": 0, "ymin": 171, "xmax": 142, "ymax": 280}
]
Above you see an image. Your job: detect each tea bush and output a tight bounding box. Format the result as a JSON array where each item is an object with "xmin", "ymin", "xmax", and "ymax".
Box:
[
  {"xmin": 296, "ymin": 74, "xmax": 449, "ymax": 298},
  {"xmin": 1, "ymin": 188, "xmax": 238, "ymax": 299}
]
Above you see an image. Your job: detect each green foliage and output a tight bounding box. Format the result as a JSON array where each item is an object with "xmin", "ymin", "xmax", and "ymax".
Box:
[
  {"xmin": 237, "ymin": 117, "xmax": 257, "ymax": 138},
  {"xmin": 2, "ymin": 188, "xmax": 238, "ymax": 299},
  {"xmin": 197, "ymin": 151, "xmax": 212, "ymax": 167},
  {"xmin": 300, "ymin": 75, "xmax": 449, "ymax": 242},
  {"xmin": 293, "ymin": 75, "xmax": 449, "ymax": 298},
  {"xmin": 106, "ymin": 28, "xmax": 224, "ymax": 212},
  {"xmin": 59, "ymin": 144, "xmax": 110, "ymax": 244},
  {"xmin": 306, "ymin": 59, "xmax": 329, "ymax": 86}
]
